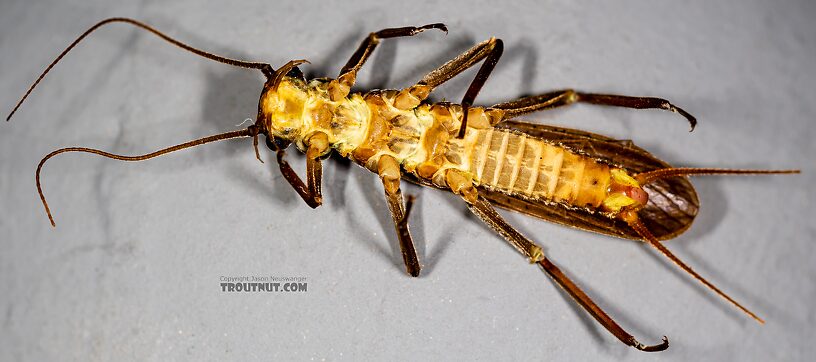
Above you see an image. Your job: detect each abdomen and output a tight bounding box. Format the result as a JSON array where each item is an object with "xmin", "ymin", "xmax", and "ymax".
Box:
[{"xmin": 466, "ymin": 128, "xmax": 612, "ymax": 208}]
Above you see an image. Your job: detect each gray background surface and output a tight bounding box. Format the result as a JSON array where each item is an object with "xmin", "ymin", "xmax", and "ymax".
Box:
[{"xmin": 1, "ymin": 1, "xmax": 815, "ymax": 361}]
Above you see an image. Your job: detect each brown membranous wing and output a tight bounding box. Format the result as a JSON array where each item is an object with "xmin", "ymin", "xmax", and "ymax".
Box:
[{"xmin": 484, "ymin": 121, "xmax": 699, "ymax": 241}]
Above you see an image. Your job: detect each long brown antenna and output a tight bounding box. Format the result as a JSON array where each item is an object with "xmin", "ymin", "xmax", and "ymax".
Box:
[
  {"xmin": 7, "ymin": 17, "xmax": 274, "ymax": 121},
  {"xmin": 36, "ymin": 128, "xmax": 252, "ymax": 227},
  {"xmin": 636, "ymin": 167, "xmax": 799, "ymax": 185},
  {"xmin": 624, "ymin": 213, "xmax": 764, "ymax": 324}
]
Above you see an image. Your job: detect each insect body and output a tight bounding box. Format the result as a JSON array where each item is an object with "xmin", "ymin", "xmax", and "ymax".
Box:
[
  {"xmin": 8, "ymin": 18, "xmax": 798, "ymax": 352},
  {"xmin": 266, "ymin": 76, "xmax": 614, "ymax": 209}
]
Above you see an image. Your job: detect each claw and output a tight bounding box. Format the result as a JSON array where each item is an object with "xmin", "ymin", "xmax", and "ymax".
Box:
[
  {"xmin": 419, "ymin": 23, "xmax": 448, "ymax": 35},
  {"xmin": 668, "ymin": 104, "xmax": 697, "ymax": 131},
  {"xmin": 632, "ymin": 336, "xmax": 669, "ymax": 352}
]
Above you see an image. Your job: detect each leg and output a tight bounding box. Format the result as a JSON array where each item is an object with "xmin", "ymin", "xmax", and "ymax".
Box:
[
  {"xmin": 392, "ymin": 38, "xmax": 505, "ymax": 139},
  {"xmin": 444, "ymin": 169, "xmax": 668, "ymax": 352},
  {"xmin": 265, "ymin": 132, "xmax": 330, "ymax": 208},
  {"xmin": 378, "ymin": 155, "xmax": 421, "ymax": 277},
  {"xmin": 328, "ymin": 23, "xmax": 448, "ymax": 101},
  {"xmin": 492, "ymin": 89, "xmax": 697, "ymax": 130}
]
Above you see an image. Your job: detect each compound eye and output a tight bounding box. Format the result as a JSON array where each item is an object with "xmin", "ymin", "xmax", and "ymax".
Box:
[{"xmin": 285, "ymin": 66, "xmax": 305, "ymax": 81}]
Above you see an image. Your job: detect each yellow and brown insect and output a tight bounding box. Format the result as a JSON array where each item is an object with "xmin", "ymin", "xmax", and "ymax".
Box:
[{"xmin": 7, "ymin": 18, "xmax": 799, "ymax": 352}]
